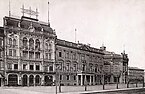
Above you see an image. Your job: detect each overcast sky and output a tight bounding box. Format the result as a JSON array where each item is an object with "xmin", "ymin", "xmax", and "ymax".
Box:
[{"xmin": 0, "ymin": 0, "xmax": 145, "ymax": 69}]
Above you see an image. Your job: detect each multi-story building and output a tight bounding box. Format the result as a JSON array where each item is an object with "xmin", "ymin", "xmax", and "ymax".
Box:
[
  {"xmin": 101, "ymin": 46, "xmax": 129, "ymax": 84},
  {"xmin": 0, "ymin": 27, "xmax": 5, "ymax": 86},
  {"xmin": 56, "ymin": 39, "xmax": 104, "ymax": 86},
  {"xmin": 3, "ymin": 16, "xmax": 56, "ymax": 86},
  {"xmin": 128, "ymin": 67, "xmax": 144, "ymax": 82}
]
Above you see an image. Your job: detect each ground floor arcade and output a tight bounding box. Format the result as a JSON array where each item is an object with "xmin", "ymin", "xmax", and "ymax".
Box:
[{"xmin": 5, "ymin": 72, "xmax": 55, "ymax": 86}]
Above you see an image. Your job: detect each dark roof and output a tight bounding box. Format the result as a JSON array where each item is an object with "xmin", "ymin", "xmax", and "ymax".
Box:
[
  {"xmin": 0, "ymin": 27, "xmax": 4, "ymax": 36},
  {"xmin": 56, "ymin": 39, "xmax": 104, "ymax": 54},
  {"xmin": 4, "ymin": 16, "xmax": 55, "ymax": 34}
]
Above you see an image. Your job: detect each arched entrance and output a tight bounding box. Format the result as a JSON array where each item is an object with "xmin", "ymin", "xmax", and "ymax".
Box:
[
  {"xmin": 44, "ymin": 75, "xmax": 53, "ymax": 86},
  {"xmin": 8, "ymin": 74, "xmax": 18, "ymax": 86},
  {"xmin": 22, "ymin": 75, "xmax": 28, "ymax": 86},
  {"xmin": 35, "ymin": 75, "xmax": 40, "ymax": 86},
  {"xmin": 29, "ymin": 75, "xmax": 34, "ymax": 86}
]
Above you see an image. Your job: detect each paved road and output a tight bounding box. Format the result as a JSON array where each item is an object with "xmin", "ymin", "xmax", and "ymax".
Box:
[{"xmin": 0, "ymin": 83, "xmax": 144, "ymax": 94}]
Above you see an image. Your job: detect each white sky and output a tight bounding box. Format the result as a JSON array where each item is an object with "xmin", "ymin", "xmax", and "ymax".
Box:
[{"xmin": 0, "ymin": 0, "xmax": 145, "ymax": 69}]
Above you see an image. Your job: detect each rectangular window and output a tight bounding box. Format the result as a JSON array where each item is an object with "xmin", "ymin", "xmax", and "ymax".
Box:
[
  {"xmin": 7, "ymin": 63, "xmax": 12, "ymax": 69},
  {"xmin": 49, "ymin": 53, "xmax": 51, "ymax": 59},
  {"xmin": 66, "ymin": 75, "xmax": 69, "ymax": 80},
  {"xmin": 23, "ymin": 51, "xmax": 28, "ymax": 58},
  {"xmin": 30, "ymin": 65, "xmax": 34, "ymax": 70},
  {"xmin": 74, "ymin": 75, "xmax": 76, "ymax": 80},
  {"xmin": 13, "ymin": 49, "xmax": 16, "ymax": 56},
  {"xmin": 14, "ymin": 64, "xmax": 18, "ymax": 70},
  {"xmin": 23, "ymin": 64, "xmax": 27, "ymax": 70},
  {"xmin": 29, "ymin": 52, "xmax": 34, "ymax": 59},
  {"xmin": 0, "ymin": 51, "xmax": 2, "ymax": 58},
  {"xmin": 45, "ymin": 53, "xmax": 48, "ymax": 59},
  {"xmin": 74, "ymin": 64, "xmax": 77, "ymax": 71},
  {"xmin": 59, "ymin": 52, "xmax": 62, "ymax": 57},
  {"xmin": 36, "ymin": 65, "xmax": 40, "ymax": 70},
  {"xmin": 9, "ymin": 49, "xmax": 12, "ymax": 56},
  {"xmin": 66, "ymin": 52, "xmax": 69, "ymax": 59},
  {"xmin": 60, "ymin": 75, "xmax": 62, "ymax": 80},
  {"xmin": 35, "ymin": 52, "xmax": 40, "ymax": 59}
]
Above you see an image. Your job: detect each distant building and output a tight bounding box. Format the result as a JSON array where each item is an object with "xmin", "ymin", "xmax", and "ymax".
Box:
[
  {"xmin": 0, "ymin": 27, "xmax": 4, "ymax": 86},
  {"xmin": 56, "ymin": 39, "xmax": 104, "ymax": 85},
  {"xmin": 128, "ymin": 67, "xmax": 144, "ymax": 82},
  {"xmin": 101, "ymin": 46, "xmax": 129, "ymax": 84},
  {"xmin": 3, "ymin": 16, "xmax": 56, "ymax": 86}
]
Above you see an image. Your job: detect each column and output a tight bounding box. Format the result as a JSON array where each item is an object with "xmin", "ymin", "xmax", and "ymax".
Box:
[
  {"xmin": 76, "ymin": 75, "xmax": 79, "ymax": 85},
  {"xmin": 34, "ymin": 75, "xmax": 35, "ymax": 86},
  {"xmin": 81, "ymin": 75, "xmax": 83, "ymax": 86},
  {"xmin": 85, "ymin": 75, "xmax": 86, "ymax": 85},
  {"xmin": 27, "ymin": 75, "xmax": 29, "ymax": 86},
  {"xmin": 19, "ymin": 73, "xmax": 22, "ymax": 86},
  {"xmin": 89, "ymin": 75, "xmax": 91, "ymax": 85},
  {"xmin": 41, "ymin": 75, "xmax": 45, "ymax": 86},
  {"xmin": 93, "ymin": 75, "xmax": 95, "ymax": 85}
]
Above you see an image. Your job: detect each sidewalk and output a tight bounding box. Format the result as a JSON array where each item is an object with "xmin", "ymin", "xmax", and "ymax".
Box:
[{"xmin": 0, "ymin": 83, "xmax": 144, "ymax": 94}]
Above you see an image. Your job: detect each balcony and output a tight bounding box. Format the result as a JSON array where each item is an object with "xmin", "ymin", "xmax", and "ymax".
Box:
[
  {"xmin": 7, "ymin": 56, "xmax": 20, "ymax": 59},
  {"xmin": 21, "ymin": 57, "xmax": 43, "ymax": 61},
  {"xmin": 44, "ymin": 59, "xmax": 55, "ymax": 62},
  {"xmin": 21, "ymin": 46, "xmax": 28, "ymax": 50}
]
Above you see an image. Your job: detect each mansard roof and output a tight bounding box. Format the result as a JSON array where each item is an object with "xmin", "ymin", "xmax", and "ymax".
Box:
[
  {"xmin": 56, "ymin": 39, "xmax": 104, "ymax": 55},
  {"xmin": 0, "ymin": 27, "xmax": 4, "ymax": 37},
  {"xmin": 4, "ymin": 16, "xmax": 55, "ymax": 34}
]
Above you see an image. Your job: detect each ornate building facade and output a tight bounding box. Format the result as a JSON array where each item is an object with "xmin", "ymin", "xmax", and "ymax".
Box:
[
  {"xmin": 56, "ymin": 39, "xmax": 104, "ymax": 86},
  {"xmin": 3, "ymin": 16, "xmax": 56, "ymax": 86}
]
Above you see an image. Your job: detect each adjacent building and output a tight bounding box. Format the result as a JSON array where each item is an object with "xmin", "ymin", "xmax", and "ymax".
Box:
[
  {"xmin": 101, "ymin": 46, "xmax": 129, "ymax": 84},
  {"xmin": 3, "ymin": 16, "xmax": 56, "ymax": 86},
  {"xmin": 128, "ymin": 67, "xmax": 144, "ymax": 83},
  {"xmin": 0, "ymin": 27, "xmax": 5, "ymax": 86},
  {"xmin": 56, "ymin": 39, "xmax": 104, "ymax": 85}
]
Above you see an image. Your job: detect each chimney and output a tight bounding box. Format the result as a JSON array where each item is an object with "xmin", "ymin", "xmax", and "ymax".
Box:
[{"xmin": 100, "ymin": 46, "xmax": 106, "ymax": 51}]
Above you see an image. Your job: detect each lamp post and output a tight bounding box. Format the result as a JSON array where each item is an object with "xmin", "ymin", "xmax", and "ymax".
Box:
[
  {"xmin": 103, "ymin": 74, "xmax": 105, "ymax": 90},
  {"xmin": 136, "ymin": 76, "xmax": 138, "ymax": 87},
  {"xmin": 143, "ymin": 76, "xmax": 144, "ymax": 87}
]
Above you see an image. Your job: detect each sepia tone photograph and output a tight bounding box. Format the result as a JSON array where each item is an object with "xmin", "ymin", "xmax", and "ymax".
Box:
[{"xmin": 0, "ymin": 0, "xmax": 145, "ymax": 94}]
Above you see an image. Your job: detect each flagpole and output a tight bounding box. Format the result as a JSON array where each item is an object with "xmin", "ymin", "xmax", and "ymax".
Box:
[
  {"xmin": 48, "ymin": 1, "xmax": 50, "ymax": 26},
  {"xmin": 9, "ymin": 0, "xmax": 11, "ymax": 17},
  {"xmin": 75, "ymin": 28, "xmax": 77, "ymax": 43}
]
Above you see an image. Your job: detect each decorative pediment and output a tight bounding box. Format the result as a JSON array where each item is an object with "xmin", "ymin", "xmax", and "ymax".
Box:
[{"xmin": 28, "ymin": 22, "xmax": 35, "ymax": 32}]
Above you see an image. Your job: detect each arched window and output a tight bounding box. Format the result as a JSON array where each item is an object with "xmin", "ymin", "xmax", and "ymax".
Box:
[
  {"xmin": 35, "ymin": 75, "xmax": 40, "ymax": 86},
  {"xmin": 9, "ymin": 38, "xmax": 12, "ymax": 45},
  {"xmin": 29, "ymin": 75, "xmax": 34, "ymax": 86},
  {"xmin": 23, "ymin": 37, "xmax": 28, "ymax": 47},
  {"xmin": 95, "ymin": 64, "xmax": 98, "ymax": 72},
  {"xmin": 49, "ymin": 65, "xmax": 53, "ymax": 71},
  {"xmin": 35, "ymin": 39, "xmax": 40, "ymax": 49},
  {"xmin": 29, "ymin": 38, "xmax": 34, "ymax": 49},
  {"xmin": 13, "ymin": 39, "xmax": 16, "ymax": 45},
  {"xmin": 45, "ymin": 43, "xmax": 48, "ymax": 50},
  {"xmin": 73, "ymin": 63, "xmax": 77, "ymax": 71},
  {"xmin": 49, "ymin": 43, "xmax": 52, "ymax": 50}
]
